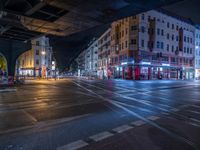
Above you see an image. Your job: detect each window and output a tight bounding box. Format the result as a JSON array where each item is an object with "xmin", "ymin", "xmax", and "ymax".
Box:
[
  {"xmin": 172, "ymin": 46, "xmax": 174, "ymax": 52},
  {"xmin": 141, "ymin": 14, "xmax": 145, "ymax": 20},
  {"xmin": 36, "ymin": 50, "xmax": 39, "ymax": 55},
  {"xmin": 167, "ymin": 33, "xmax": 169, "ymax": 39},
  {"xmin": 176, "ymin": 36, "xmax": 179, "ymax": 41},
  {"xmin": 36, "ymin": 59, "xmax": 39, "ymax": 65},
  {"xmin": 141, "ymin": 40, "xmax": 144, "ymax": 47},
  {"xmin": 157, "ymin": 41, "xmax": 160, "ymax": 48},
  {"xmin": 172, "ymin": 34, "xmax": 174, "ymax": 41},
  {"xmin": 125, "ymin": 28, "xmax": 128, "ymax": 34},
  {"xmin": 176, "ymin": 25, "xmax": 179, "ymax": 30},
  {"xmin": 161, "ymin": 42, "xmax": 164, "ymax": 49},
  {"xmin": 172, "ymin": 24, "xmax": 174, "ymax": 29},
  {"xmin": 184, "ymin": 47, "xmax": 186, "ymax": 53},
  {"xmin": 187, "ymin": 47, "xmax": 189, "ymax": 54},
  {"xmin": 161, "ymin": 29, "xmax": 164, "ymax": 36},
  {"xmin": 184, "ymin": 36, "xmax": 186, "ymax": 42},
  {"xmin": 141, "ymin": 26, "xmax": 145, "ymax": 33},
  {"xmin": 190, "ymin": 48, "xmax": 192, "ymax": 54},
  {"xmin": 167, "ymin": 22, "xmax": 170, "ymax": 28},
  {"xmin": 167, "ymin": 44, "xmax": 169, "ymax": 51},
  {"xmin": 157, "ymin": 28, "xmax": 160, "ymax": 35},
  {"xmin": 125, "ymin": 41, "xmax": 128, "ymax": 48},
  {"xmin": 131, "ymin": 25, "xmax": 137, "ymax": 31},
  {"xmin": 131, "ymin": 39, "xmax": 136, "ymax": 45},
  {"xmin": 36, "ymin": 41, "xmax": 40, "ymax": 46}
]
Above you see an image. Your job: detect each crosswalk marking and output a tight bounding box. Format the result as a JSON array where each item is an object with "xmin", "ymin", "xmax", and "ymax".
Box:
[
  {"xmin": 89, "ymin": 131, "xmax": 113, "ymax": 142},
  {"xmin": 131, "ymin": 120, "xmax": 146, "ymax": 126},
  {"xmin": 112, "ymin": 125, "xmax": 133, "ymax": 133},
  {"xmin": 57, "ymin": 140, "xmax": 88, "ymax": 150}
]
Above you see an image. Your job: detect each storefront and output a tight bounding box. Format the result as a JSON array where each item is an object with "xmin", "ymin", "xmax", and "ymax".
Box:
[
  {"xmin": 195, "ymin": 69, "xmax": 200, "ymax": 79},
  {"xmin": 0, "ymin": 54, "xmax": 8, "ymax": 84},
  {"xmin": 183, "ymin": 67, "xmax": 194, "ymax": 80}
]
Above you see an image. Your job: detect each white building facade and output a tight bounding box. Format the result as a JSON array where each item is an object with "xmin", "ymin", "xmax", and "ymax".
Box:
[
  {"xmin": 97, "ymin": 28, "xmax": 111, "ymax": 79},
  {"xmin": 84, "ymin": 39, "xmax": 98, "ymax": 76},
  {"xmin": 77, "ymin": 39, "xmax": 98, "ymax": 77},
  {"xmin": 16, "ymin": 36, "xmax": 53, "ymax": 78},
  {"xmin": 195, "ymin": 26, "xmax": 200, "ymax": 79}
]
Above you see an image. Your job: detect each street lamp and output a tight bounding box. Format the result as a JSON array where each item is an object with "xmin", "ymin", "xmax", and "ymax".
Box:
[{"xmin": 41, "ymin": 51, "xmax": 46, "ymax": 55}]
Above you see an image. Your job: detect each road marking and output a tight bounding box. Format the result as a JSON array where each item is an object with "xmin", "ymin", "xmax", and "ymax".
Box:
[
  {"xmin": 171, "ymin": 108, "xmax": 179, "ymax": 112},
  {"xmin": 131, "ymin": 120, "xmax": 146, "ymax": 126},
  {"xmin": 187, "ymin": 110, "xmax": 200, "ymax": 114},
  {"xmin": 158, "ymin": 104, "xmax": 172, "ymax": 108},
  {"xmin": 148, "ymin": 116, "xmax": 160, "ymax": 121},
  {"xmin": 57, "ymin": 140, "xmax": 88, "ymax": 150},
  {"xmin": 188, "ymin": 122, "xmax": 200, "ymax": 128},
  {"xmin": 112, "ymin": 125, "xmax": 133, "ymax": 133},
  {"xmin": 74, "ymin": 80, "xmax": 199, "ymax": 127},
  {"xmin": 73, "ymin": 81, "xmax": 199, "ymax": 150},
  {"xmin": 89, "ymin": 131, "xmax": 113, "ymax": 142},
  {"xmin": 190, "ymin": 118, "xmax": 200, "ymax": 124},
  {"xmin": 161, "ymin": 112, "xmax": 170, "ymax": 115},
  {"xmin": 22, "ymin": 110, "xmax": 37, "ymax": 123},
  {"xmin": 190, "ymin": 105, "xmax": 200, "ymax": 109},
  {"xmin": 0, "ymin": 88, "xmax": 17, "ymax": 92}
]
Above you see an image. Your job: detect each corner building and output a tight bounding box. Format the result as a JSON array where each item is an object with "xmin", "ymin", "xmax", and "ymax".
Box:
[{"xmin": 110, "ymin": 9, "xmax": 195, "ymax": 80}]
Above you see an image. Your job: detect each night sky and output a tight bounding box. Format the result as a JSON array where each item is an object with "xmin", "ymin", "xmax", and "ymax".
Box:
[{"xmin": 163, "ymin": 0, "xmax": 200, "ymax": 24}]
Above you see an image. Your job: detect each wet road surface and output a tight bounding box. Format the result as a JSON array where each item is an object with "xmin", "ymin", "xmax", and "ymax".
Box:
[{"xmin": 0, "ymin": 79, "xmax": 200, "ymax": 150}]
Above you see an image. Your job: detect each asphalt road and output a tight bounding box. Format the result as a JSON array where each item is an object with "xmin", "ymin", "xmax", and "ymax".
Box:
[{"xmin": 0, "ymin": 78, "xmax": 200, "ymax": 150}]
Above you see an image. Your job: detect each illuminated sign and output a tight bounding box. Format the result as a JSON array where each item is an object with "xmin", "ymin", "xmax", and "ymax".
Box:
[
  {"xmin": 121, "ymin": 62, "xmax": 127, "ymax": 65},
  {"xmin": 162, "ymin": 63, "xmax": 170, "ymax": 66},
  {"xmin": 141, "ymin": 62, "xmax": 151, "ymax": 65}
]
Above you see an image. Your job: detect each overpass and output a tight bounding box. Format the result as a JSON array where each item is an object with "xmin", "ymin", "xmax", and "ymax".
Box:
[{"xmin": 0, "ymin": 0, "xmax": 187, "ymax": 77}]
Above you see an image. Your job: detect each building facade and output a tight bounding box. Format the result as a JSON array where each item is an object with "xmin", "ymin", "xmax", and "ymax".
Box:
[
  {"xmin": 84, "ymin": 39, "xmax": 98, "ymax": 76},
  {"xmin": 77, "ymin": 50, "xmax": 86, "ymax": 76},
  {"xmin": 77, "ymin": 39, "xmax": 98, "ymax": 77},
  {"xmin": 16, "ymin": 36, "xmax": 53, "ymax": 78},
  {"xmin": 109, "ymin": 9, "xmax": 195, "ymax": 80},
  {"xmin": 97, "ymin": 28, "xmax": 111, "ymax": 79},
  {"xmin": 195, "ymin": 26, "xmax": 200, "ymax": 79}
]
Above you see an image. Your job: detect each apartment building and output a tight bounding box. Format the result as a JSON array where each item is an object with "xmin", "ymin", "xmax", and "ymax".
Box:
[
  {"xmin": 16, "ymin": 36, "xmax": 53, "ymax": 78},
  {"xmin": 195, "ymin": 26, "xmax": 200, "ymax": 79},
  {"xmin": 84, "ymin": 39, "xmax": 98, "ymax": 76},
  {"xmin": 110, "ymin": 9, "xmax": 195, "ymax": 80},
  {"xmin": 97, "ymin": 28, "xmax": 111, "ymax": 79},
  {"xmin": 77, "ymin": 39, "xmax": 98, "ymax": 77}
]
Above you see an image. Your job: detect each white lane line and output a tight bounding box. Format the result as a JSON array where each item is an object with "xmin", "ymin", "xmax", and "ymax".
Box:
[
  {"xmin": 148, "ymin": 116, "xmax": 160, "ymax": 121},
  {"xmin": 161, "ymin": 112, "xmax": 170, "ymax": 115},
  {"xmin": 190, "ymin": 118, "xmax": 200, "ymax": 124},
  {"xmin": 0, "ymin": 88, "xmax": 17, "ymax": 92},
  {"xmin": 187, "ymin": 110, "xmax": 200, "ymax": 115},
  {"xmin": 112, "ymin": 125, "xmax": 133, "ymax": 133},
  {"xmin": 57, "ymin": 140, "xmax": 88, "ymax": 150},
  {"xmin": 171, "ymin": 108, "xmax": 179, "ymax": 112},
  {"xmin": 158, "ymin": 104, "xmax": 172, "ymax": 108},
  {"xmin": 131, "ymin": 120, "xmax": 146, "ymax": 126},
  {"xmin": 190, "ymin": 105, "xmax": 200, "ymax": 109},
  {"xmin": 22, "ymin": 110, "xmax": 37, "ymax": 123},
  {"xmin": 89, "ymin": 131, "xmax": 114, "ymax": 142}
]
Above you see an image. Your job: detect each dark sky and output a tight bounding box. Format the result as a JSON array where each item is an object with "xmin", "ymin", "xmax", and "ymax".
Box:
[{"xmin": 163, "ymin": 0, "xmax": 200, "ymax": 24}]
